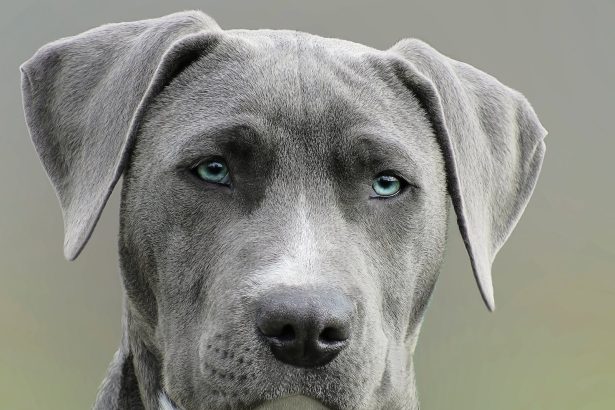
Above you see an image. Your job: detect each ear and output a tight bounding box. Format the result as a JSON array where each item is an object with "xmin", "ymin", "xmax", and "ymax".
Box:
[
  {"xmin": 20, "ymin": 10, "xmax": 222, "ymax": 261},
  {"xmin": 386, "ymin": 39, "xmax": 547, "ymax": 311}
]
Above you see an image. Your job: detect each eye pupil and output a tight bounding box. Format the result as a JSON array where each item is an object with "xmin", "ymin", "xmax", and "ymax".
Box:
[{"xmin": 208, "ymin": 163, "xmax": 223, "ymax": 174}]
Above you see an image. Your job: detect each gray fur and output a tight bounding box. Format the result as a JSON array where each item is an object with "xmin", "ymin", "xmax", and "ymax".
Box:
[{"xmin": 20, "ymin": 10, "xmax": 547, "ymax": 410}]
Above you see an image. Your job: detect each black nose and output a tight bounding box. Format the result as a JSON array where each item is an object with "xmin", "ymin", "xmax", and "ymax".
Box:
[{"xmin": 255, "ymin": 287, "xmax": 354, "ymax": 368}]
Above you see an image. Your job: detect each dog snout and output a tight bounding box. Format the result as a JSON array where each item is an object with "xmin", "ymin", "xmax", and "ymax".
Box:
[{"xmin": 255, "ymin": 287, "xmax": 354, "ymax": 368}]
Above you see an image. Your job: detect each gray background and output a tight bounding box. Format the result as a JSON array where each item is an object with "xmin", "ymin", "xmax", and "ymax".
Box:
[{"xmin": 1, "ymin": 0, "xmax": 613, "ymax": 409}]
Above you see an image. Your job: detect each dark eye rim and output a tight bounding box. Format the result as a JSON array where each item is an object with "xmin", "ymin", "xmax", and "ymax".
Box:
[{"xmin": 369, "ymin": 171, "xmax": 410, "ymax": 200}]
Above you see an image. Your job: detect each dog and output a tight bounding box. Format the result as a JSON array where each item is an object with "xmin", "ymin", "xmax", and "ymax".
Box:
[{"xmin": 20, "ymin": 10, "xmax": 547, "ymax": 410}]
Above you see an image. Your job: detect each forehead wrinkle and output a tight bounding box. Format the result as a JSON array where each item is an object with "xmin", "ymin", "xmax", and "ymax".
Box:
[
  {"xmin": 284, "ymin": 44, "xmax": 425, "ymax": 162},
  {"xmin": 262, "ymin": 35, "xmax": 371, "ymax": 136}
]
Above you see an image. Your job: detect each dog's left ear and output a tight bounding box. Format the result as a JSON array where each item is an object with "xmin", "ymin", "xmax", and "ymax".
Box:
[{"xmin": 386, "ymin": 39, "xmax": 547, "ymax": 311}]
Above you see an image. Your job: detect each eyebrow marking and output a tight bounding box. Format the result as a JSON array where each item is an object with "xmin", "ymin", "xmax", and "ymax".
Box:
[
  {"xmin": 343, "ymin": 133, "xmax": 421, "ymax": 182},
  {"xmin": 173, "ymin": 121, "xmax": 268, "ymax": 166}
]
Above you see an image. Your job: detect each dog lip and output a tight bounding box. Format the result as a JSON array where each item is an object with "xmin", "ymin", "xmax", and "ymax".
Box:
[{"xmin": 159, "ymin": 389, "xmax": 332, "ymax": 410}]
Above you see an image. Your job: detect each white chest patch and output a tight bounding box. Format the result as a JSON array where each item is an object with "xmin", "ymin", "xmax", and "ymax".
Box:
[{"xmin": 158, "ymin": 392, "xmax": 178, "ymax": 410}]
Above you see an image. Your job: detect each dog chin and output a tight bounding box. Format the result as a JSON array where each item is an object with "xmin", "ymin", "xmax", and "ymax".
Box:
[
  {"xmin": 158, "ymin": 391, "xmax": 330, "ymax": 410},
  {"xmin": 252, "ymin": 395, "xmax": 330, "ymax": 409}
]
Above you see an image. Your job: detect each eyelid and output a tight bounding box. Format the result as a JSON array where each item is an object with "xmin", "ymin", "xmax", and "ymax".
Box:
[
  {"xmin": 375, "ymin": 169, "xmax": 403, "ymax": 179},
  {"xmin": 373, "ymin": 170, "xmax": 415, "ymax": 188},
  {"xmin": 187, "ymin": 155, "xmax": 227, "ymax": 171}
]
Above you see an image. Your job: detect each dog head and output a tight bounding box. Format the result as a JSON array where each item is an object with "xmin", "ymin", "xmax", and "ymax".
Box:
[{"xmin": 21, "ymin": 10, "xmax": 546, "ymax": 409}]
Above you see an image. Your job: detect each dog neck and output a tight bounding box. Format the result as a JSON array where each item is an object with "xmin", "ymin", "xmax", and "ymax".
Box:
[{"xmin": 93, "ymin": 296, "xmax": 163, "ymax": 410}]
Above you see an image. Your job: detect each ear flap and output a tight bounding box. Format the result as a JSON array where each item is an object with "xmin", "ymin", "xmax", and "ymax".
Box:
[
  {"xmin": 387, "ymin": 39, "xmax": 547, "ymax": 311},
  {"xmin": 20, "ymin": 10, "xmax": 222, "ymax": 261}
]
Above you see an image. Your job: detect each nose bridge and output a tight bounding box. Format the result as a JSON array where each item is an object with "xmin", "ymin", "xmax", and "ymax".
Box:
[
  {"xmin": 261, "ymin": 184, "xmax": 354, "ymax": 289},
  {"xmin": 290, "ymin": 189, "xmax": 324, "ymax": 269}
]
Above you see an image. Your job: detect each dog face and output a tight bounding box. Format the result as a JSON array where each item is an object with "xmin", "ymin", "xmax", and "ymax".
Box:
[
  {"xmin": 20, "ymin": 11, "xmax": 547, "ymax": 410},
  {"xmin": 120, "ymin": 31, "xmax": 448, "ymax": 408}
]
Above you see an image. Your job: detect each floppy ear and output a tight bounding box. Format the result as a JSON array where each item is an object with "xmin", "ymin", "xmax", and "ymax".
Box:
[
  {"xmin": 20, "ymin": 10, "xmax": 222, "ymax": 261},
  {"xmin": 386, "ymin": 39, "xmax": 547, "ymax": 311}
]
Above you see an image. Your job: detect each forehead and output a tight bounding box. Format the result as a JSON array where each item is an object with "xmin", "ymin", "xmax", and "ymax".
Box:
[{"xmin": 143, "ymin": 29, "xmax": 435, "ymax": 168}]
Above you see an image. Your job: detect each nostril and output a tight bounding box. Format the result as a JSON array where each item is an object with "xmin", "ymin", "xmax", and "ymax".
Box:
[
  {"xmin": 319, "ymin": 326, "xmax": 349, "ymax": 344},
  {"xmin": 257, "ymin": 317, "xmax": 297, "ymax": 343},
  {"xmin": 277, "ymin": 324, "xmax": 295, "ymax": 342}
]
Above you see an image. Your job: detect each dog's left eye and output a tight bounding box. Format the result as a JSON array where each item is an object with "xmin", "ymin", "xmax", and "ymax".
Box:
[{"xmin": 192, "ymin": 159, "xmax": 231, "ymax": 185}]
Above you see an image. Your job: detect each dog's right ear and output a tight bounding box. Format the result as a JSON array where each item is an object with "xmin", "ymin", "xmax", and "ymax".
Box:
[{"xmin": 20, "ymin": 11, "xmax": 222, "ymax": 261}]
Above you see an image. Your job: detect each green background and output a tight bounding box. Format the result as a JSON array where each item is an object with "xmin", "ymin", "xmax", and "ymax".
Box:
[{"xmin": 1, "ymin": 0, "xmax": 613, "ymax": 408}]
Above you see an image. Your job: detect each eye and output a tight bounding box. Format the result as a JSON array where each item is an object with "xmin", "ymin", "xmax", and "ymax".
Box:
[
  {"xmin": 192, "ymin": 158, "xmax": 231, "ymax": 185},
  {"xmin": 371, "ymin": 173, "xmax": 405, "ymax": 198}
]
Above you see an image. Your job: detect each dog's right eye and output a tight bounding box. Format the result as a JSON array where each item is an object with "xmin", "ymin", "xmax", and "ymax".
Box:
[{"xmin": 191, "ymin": 158, "xmax": 231, "ymax": 186}]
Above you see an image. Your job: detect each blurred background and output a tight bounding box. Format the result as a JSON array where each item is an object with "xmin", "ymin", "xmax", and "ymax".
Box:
[{"xmin": 1, "ymin": 0, "xmax": 613, "ymax": 409}]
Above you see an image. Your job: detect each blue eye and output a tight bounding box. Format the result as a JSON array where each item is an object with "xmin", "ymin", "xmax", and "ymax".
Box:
[
  {"xmin": 194, "ymin": 159, "xmax": 231, "ymax": 185},
  {"xmin": 372, "ymin": 174, "xmax": 403, "ymax": 198}
]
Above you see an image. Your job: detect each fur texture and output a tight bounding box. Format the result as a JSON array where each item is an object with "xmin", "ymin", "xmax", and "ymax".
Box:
[{"xmin": 20, "ymin": 10, "xmax": 546, "ymax": 410}]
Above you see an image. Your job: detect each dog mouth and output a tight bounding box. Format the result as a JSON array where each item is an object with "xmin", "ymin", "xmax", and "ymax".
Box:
[{"xmin": 159, "ymin": 391, "xmax": 330, "ymax": 410}]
